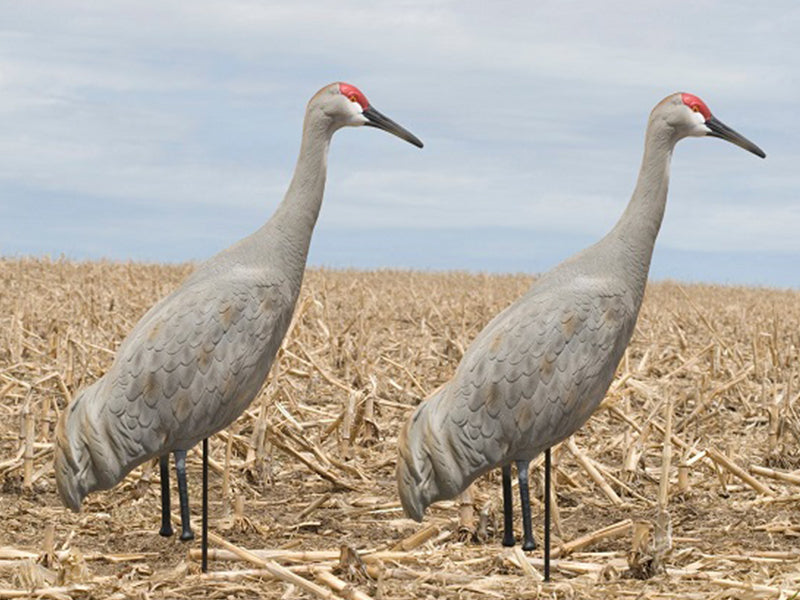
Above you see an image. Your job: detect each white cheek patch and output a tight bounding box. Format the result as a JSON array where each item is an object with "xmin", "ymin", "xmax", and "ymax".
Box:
[
  {"xmin": 686, "ymin": 108, "xmax": 709, "ymax": 137},
  {"xmin": 347, "ymin": 101, "xmax": 368, "ymax": 126}
]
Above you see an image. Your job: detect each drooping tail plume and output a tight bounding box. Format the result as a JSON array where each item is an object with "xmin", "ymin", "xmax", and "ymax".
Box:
[{"xmin": 396, "ymin": 385, "xmax": 496, "ymax": 521}]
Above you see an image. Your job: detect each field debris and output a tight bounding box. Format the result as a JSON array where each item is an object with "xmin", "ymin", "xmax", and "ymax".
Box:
[{"xmin": 2, "ymin": 258, "xmax": 800, "ymax": 598}]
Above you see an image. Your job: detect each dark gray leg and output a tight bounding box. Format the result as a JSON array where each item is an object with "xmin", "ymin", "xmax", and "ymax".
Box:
[
  {"xmin": 544, "ymin": 448, "xmax": 551, "ymax": 581},
  {"xmin": 517, "ymin": 460, "xmax": 536, "ymax": 551},
  {"xmin": 159, "ymin": 455, "xmax": 173, "ymax": 537},
  {"xmin": 174, "ymin": 450, "xmax": 194, "ymax": 541},
  {"xmin": 501, "ymin": 464, "xmax": 515, "ymax": 547},
  {"xmin": 201, "ymin": 438, "xmax": 208, "ymax": 573}
]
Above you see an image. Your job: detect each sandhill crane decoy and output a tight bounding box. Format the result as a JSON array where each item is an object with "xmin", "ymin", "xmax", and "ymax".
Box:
[
  {"xmin": 55, "ymin": 82, "xmax": 422, "ymax": 570},
  {"xmin": 396, "ymin": 92, "xmax": 764, "ymax": 579}
]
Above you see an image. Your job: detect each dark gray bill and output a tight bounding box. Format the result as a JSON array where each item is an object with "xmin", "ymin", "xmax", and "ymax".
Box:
[
  {"xmin": 706, "ymin": 116, "xmax": 765, "ymax": 158},
  {"xmin": 363, "ymin": 106, "xmax": 423, "ymax": 148}
]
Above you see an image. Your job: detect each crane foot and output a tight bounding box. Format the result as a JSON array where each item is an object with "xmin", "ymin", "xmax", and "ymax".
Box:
[
  {"xmin": 522, "ymin": 538, "xmax": 536, "ymax": 551},
  {"xmin": 159, "ymin": 524, "xmax": 174, "ymax": 537}
]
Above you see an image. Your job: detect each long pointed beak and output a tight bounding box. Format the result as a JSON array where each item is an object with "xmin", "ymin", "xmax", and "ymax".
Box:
[
  {"xmin": 363, "ymin": 106, "xmax": 423, "ymax": 148},
  {"xmin": 706, "ymin": 116, "xmax": 766, "ymax": 158}
]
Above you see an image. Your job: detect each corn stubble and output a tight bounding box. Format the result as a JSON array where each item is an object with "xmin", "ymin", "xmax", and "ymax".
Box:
[{"xmin": 1, "ymin": 257, "xmax": 800, "ymax": 599}]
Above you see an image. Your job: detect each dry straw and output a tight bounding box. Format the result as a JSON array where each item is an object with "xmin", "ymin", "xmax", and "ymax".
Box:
[{"xmin": 2, "ymin": 258, "xmax": 800, "ymax": 598}]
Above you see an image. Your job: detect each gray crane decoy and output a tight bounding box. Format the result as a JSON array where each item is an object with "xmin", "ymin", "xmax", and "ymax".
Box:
[
  {"xmin": 396, "ymin": 92, "xmax": 764, "ymax": 579},
  {"xmin": 54, "ymin": 82, "xmax": 422, "ymax": 569}
]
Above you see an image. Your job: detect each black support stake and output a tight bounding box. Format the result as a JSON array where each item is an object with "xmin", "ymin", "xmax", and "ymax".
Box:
[
  {"xmin": 202, "ymin": 437, "xmax": 209, "ymax": 573},
  {"xmin": 544, "ymin": 447, "xmax": 551, "ymax": 581}
]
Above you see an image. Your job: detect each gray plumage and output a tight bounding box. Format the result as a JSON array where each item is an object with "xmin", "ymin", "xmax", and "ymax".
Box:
[
  {"xmin": 397, "ymin": 92, "xmax": 765, "ymax": 521},
  {"xmin": 55, "ymin": 81, "xmax": 422, "ymax": 511}
]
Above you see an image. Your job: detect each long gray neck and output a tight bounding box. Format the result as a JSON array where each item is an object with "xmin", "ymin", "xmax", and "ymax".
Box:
[
  {"xmin": 265, "ymin": 110, "xmax": 334, "ymax": 277},
  {"xmin": 606, "ymin": 116, "xmax": 677, "ymax": 301},
  {"xmin": 193, "ymin": 103, "xmax": 337, "ymax": 293}
]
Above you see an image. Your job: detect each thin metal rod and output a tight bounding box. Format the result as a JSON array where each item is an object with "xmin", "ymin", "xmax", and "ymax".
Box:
[
  {"xmin": 544, "ymin": 447, "xmax": 551, "ymax": 581},
  {"xmin": 159, "ymin": 455, "xmax": 173, "ymax": 537},
  {"xmin": 501, "ymin": 463, "xmax": 515, "ymax": 547},
  {"xmin": 202, "ymin": 437, "xmax": 209, "ymax": 573}
]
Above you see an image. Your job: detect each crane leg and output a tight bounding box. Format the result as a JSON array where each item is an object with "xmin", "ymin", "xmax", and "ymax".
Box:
[
  {"xmin": 158, "ymin": 455, "xmax": 173, "ymax": 537},
  {"xmin": 201, "ymin": 438, "xmax": 208, "ymax": 573},
  {"xmin": 516, "ymin": 460, "xmax": 536, "ymax": 551},
  {"xmin": 544, "ymin": 447, "xmax": 551, "ymax": 581},
  {"xmin": 174, "ymin": 450, "xmax": 194, "ymax": 541},
  {"xmin": 501, "ymin": 464, "xmax": 515, "ymax": 547}
]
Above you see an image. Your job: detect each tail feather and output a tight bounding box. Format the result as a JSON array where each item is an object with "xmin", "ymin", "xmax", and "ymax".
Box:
[
  {"xmin": 396, "ymin": 418, "xmax": 426, "ymax": 521},
  {"xmin": 54, "ymin": 378, "xmax": 134, "ymax": 511},
  {"xmin": 54, "ymin": 412, "xmax": 82, "ymax": 511},
  {"xmin": 396, "ymin": 385, "xmax": 491, "ymax": 520},
  {"xmin": 54, "ymin": 385, "xmax": 95, "ymax": 512}
]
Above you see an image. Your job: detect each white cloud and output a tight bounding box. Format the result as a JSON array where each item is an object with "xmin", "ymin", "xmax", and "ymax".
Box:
[{"xmin": 0, "ymin": 1, "xmax": 798, "ymax": 285}]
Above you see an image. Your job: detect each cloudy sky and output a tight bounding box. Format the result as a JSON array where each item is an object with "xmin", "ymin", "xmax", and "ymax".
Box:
[{"xmin": 1, "ymin": 2, "xmax": 798, "ymax": 287}]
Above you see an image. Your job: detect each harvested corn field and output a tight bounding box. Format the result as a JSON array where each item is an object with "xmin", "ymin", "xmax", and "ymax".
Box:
[{"xmin": 1, "ymin": 257, "xmax": 800, "ymax": 599}]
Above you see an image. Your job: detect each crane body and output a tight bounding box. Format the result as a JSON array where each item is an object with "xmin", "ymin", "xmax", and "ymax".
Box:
[
  {"xmin": 397, "ymin": 92, "xmax": 764, "ymax": 561},
  {"xmin": 398, "ymin": 230, "xmax": 639, "ymax": 516},
  {"xmin": 55, "ymin": 82, "xmax": 423, "ymax": 547}
]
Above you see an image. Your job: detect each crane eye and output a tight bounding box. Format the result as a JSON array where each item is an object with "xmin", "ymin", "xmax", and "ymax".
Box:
[
  {"xmin": 691, "ymin": 105, "xmax": 700, "ymax": 113},
  {"xmin": 349, "ymin": 94, "xmax": 359, "ymax": 103}
]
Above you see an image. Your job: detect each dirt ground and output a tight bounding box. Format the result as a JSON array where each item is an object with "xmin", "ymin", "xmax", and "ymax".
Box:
[{"xmin": 1, "ymin": 258, "xmax": 800, "ymax": 599}]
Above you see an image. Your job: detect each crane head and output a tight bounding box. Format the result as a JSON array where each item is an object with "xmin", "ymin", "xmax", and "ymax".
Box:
[
  {"xmin": 317, "ymin": 82, "xmax": 423, "ymax": 148},
  {"xmin": 677, "ymin": 92, "xmax": 765, "ymax": 158}
]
